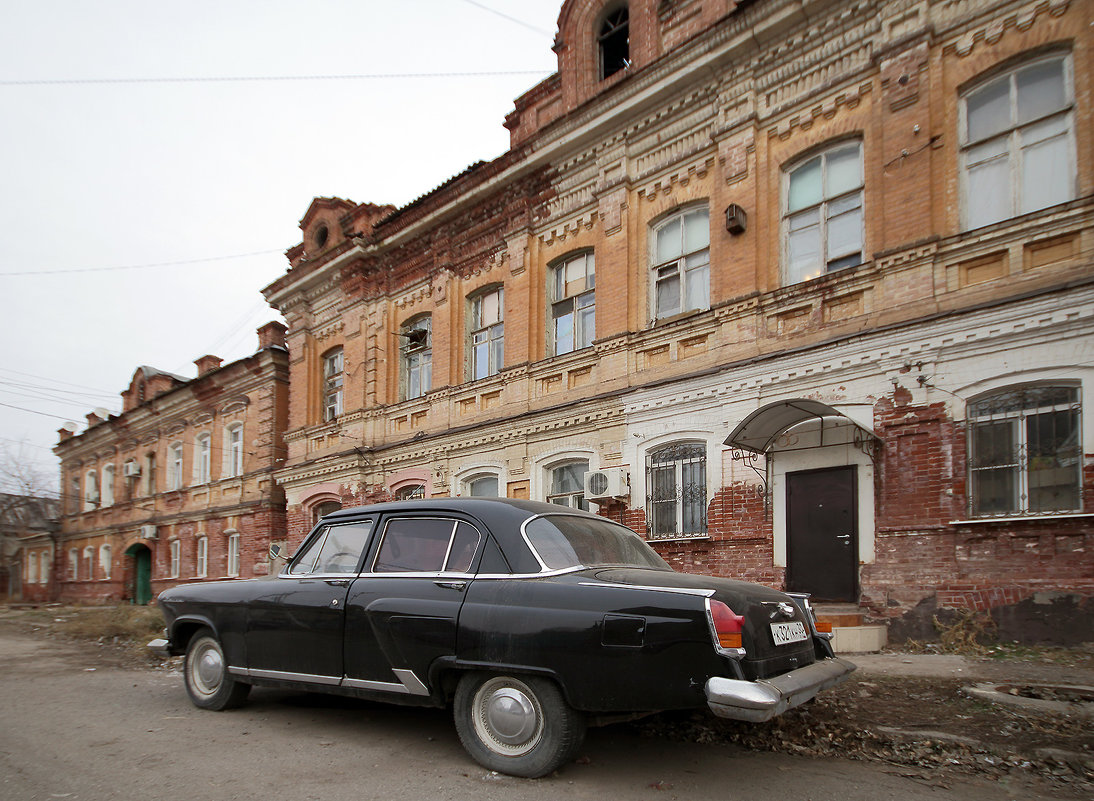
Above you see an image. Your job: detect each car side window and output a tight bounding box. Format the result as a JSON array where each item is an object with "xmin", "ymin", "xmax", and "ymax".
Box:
[
  {"xmin": 373, "ymin": 518, "xmax": 481, "ymax": 574},
  {"xmin": 288, "ymin": 520, "xmax": 374, "ymax": 575}
]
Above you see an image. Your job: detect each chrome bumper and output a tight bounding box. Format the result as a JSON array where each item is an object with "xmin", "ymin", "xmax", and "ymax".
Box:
[
  {"xmin": 705, "ymin": 656, "xmax": 856, "ymax": 723},
  {"xmin": 147, "ymin": 637, "xmax": 171, "ymax": 658}
]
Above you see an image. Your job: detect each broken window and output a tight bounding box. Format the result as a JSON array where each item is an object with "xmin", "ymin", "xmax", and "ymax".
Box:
[{"xmin": 599, "ymin": 6, "xmax": 629, "ymax": 80}]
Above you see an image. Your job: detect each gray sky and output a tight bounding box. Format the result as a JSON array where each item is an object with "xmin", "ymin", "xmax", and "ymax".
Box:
[{"xmin": 0, "ymin": 0, "xmax": 562, "ymax": 493}]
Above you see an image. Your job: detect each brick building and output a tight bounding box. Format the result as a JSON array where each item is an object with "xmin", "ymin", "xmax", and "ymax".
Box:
[
  {"xmin": 262, "ymin": 0, "xmax": 1093, "ymax": 639},
  {"xmin": 51, "ymin": 323, "xmax": 289, "ymax": 603},
  {"xmin": 1, "ymin": 493, "xmax": 58, "ymax": 602}
]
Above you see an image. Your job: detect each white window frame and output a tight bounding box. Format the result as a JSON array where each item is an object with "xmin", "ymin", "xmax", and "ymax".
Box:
[
  {"xmin": 169, "ymin": 539, "xmax": 180, "ymax": 578},
  {"xmin": 145, "ymin": 452, "xmax": 157, "ymax": 496},
  {"xmin": 193, "ymin": 433, "xmax": 212, "ymax": 485},
  {"xmin": 650, "ymin": 206, "xmax": 710, "ymax": 321},
  {"xmin": 323, "ymin": 348, "xmax": 344, "ymax": 421},
  {"xmin": 960, "ymin": 53, "xmax": 1075, "ymax": 231},
  {"xmin": 27, "ymin": 552, "xmax": 38, "ymax": 584},
  {"xmin": 69, "ymin": 547, "xmax": 78, "ymax": 581},
  {"xmin": 782, "ymin": 140, "xmax": 864, "ymax": 285},
  {"xmin": 644, "ymin": 440, "xmax": 709, "ymax": 540},
  {"xmin": 225, "ymin": 423, "xmax": 244, "ymax": 478},
  {"xmin": 168, "ymin": 442, "xmax": 184, "ymax": 490},
  {"xmin": 83, "ymin": 546, "xmax": 95, "ymax": 580},
  {"xmin": 226, "ymin": 532, "xmax": 241, "ymax": 577},
  {"xmin": 469, "ymin": 287, "xmax": 504, "ymax": 380},
  {"xmin": 546, "ymin": 459, "xmax": 591, "ymax": 511},
  {"xmin": 195, "ymin": 536, "xmax": 208, "ymax": 578},
  {"xmin": 84, "ymin": 469, "xmax": 98, "ymax": 511},
  {"xmin": 100, "ymin": 544, "xmax": 112, "ymax": 580},
  {"xmin": 549, "ymin": 252, "xmax": 596, "ymax": 356},
  {"xmin": 101, "ymin": 464, "xmax": 115, "ymax": 507},
  {"xmin": 456, "ymin": 465, "xmax": 505, "ymax": 498},
  {"xmin": 401, "ymin": 315, "xmax": 433, "ymax": 401}
]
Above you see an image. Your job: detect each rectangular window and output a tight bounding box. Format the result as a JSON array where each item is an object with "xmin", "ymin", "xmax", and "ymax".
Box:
[
  {"xmin": 195, "ymin": 537, "xmax": 208, "ymax": 578},
  {"xmin": 27, "ymin": 552, "xmax": 38, "ymax": 584},
  {"xmin": 168, "ymin": 443, "xmax": 183, "ymax": 490},
  {"xmin": 194, "ymin": 434, "xmax": 211, "ymax": 484},
  {"xmin": 548, "ymin": 461, "xmax": 589, "ymax": 511},
  {"xmin": 969, "ymin": 386, "xmax": 1081, "ymax": 516},
  {"xmin": 100, "ymin": 545, "xmax": 112, "ymax": 580},
  {"xmin": 550, "ymin": 253, "xmax": 595, "ymax": 356},
  {"xmin": 146, "ymin": 453, "xmax": 157, "ymax": 496},
  {"xmin": 227, "ymin": 533, "xmax": 240, "ymax": 577},
  {"xmin": 963, "ymin": 56, "xmax": 1074, "ymax": 229},
  {"xmin": 470, "ymin": 288, "xmax": 504, "ymax": 380},
  {"xmin": 402, "ymin": 317, "xmax": 432, "ymax": 400},
  {"xmin": 226, "ymin": 425, "xmax": 244, "ymax": 478},
  {"xmin": 645, "ymin": 443, "xmax": 707, "ymax": 539},
  {"xmin": 169, "ymin": 540, "xmax": 180, "ymax": 578},
  {"xmin": 323, "ymin": 348, "xmax": 344, "ymax": 421},
  {"xmin": 69, "ymin": 548, "xmax": 78, "ymax": 581},
  {"xmin": 101, "ymin": 464, "xmax": 115, "ymax": 507}
]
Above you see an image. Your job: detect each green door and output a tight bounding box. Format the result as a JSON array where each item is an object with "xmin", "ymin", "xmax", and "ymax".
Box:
[{"xmin": 127, "ymin": 545, "xmax": 153, "ymax": 605}]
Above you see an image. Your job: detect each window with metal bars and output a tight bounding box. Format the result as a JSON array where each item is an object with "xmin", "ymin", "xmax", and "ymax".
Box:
[
  {"xmin": 968, "ymin": 385, "xmax": 1081, "ymax": 516},
  {"xmin": 646, "ymin": 442, "xmax": 707, "ymax": 539}
]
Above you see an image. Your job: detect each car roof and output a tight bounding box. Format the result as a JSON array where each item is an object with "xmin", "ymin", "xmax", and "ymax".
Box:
[{"xmin": 319, "ymin": 498, "xmax": 607, "ymax": 573}]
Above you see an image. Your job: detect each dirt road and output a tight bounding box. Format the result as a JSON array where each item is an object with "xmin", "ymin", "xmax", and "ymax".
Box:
[{"xmin": 0, "ymin": 622, "xmax": 1084, "ymax": 801}]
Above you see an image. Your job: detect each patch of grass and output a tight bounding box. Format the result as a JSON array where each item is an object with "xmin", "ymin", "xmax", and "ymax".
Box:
[{"xmin": 51, "ymin": 605, "xmax": 165, "ymax": 642}]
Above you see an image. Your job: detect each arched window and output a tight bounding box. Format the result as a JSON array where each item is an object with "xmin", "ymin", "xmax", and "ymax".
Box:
[
  {"xmin": 68, "ymin": 547, "xmax": 79, "ymax": 580},
  {"xmin": 224, "ymin": 423, "xmax": 244, "ymax": 478},
  {"xmin": 547, "ymin": 461, "xmax": 589, "ymax": 510},
  {"xmin": 465, "ymin": 474, "xmax": 500, "ymax": 498},
  {"xmin": 100, "ymin": 545, "xmax": 112, "ymax": 580},
  {"xmin": 401, "ymin": 316, "xmax": 432, "ymax": 401},
  {"xmin": 395, "ymin": 484, "xmax": 426, "ymax": 501},
  {"xmin": 168, "ymin": 442, "xmax": 184, "ymax": 490},
  {"xmin": 469, "ymin": 287, "xmax": 504, "ymax": 380},
  {"xmin": 83, "ymin": 546, "xmax": 95, "ymax": 580},
  {"xmin": 549, "ymin": 252, "xmax": 595, "ymax": 356},
  {"xmin": 323, "ymin": 347, "xmax": 344, "ymax": 421},
  {"xmin": 312, "ymin": 500, "xmax": 343, "ymax": 526},
  {"xmin": 968, "ymin": 385, "xmax": 1081, "ymax": 516},
  {"xmin": 193, "ymin": 433, "xmax": 212, "ymax": 484},
  {"xmin": 598, "ymin": 5, "xmax": 629, "ymax": 80},
  {"xmin": 226, "ymin": 532, "xmax": 241, "ymax": 577},
  {"xmin": 962, "ymin": 54, "xmax": 1074, "ymax": 230},
  {"xmin": 101, "ymin": 463, "xmax": 115, "ymax": 507},
  {"xmin": 169, "ymin": 539, "xmax": 181, "ymax": 578},
  {"xmin": 784, "ymin": 141, "xmax": 864, "ymax": 285},
  {"xmin": 646, "ymin": 442, "xmax": 707, "ymax": 539},
  {"xmin": 651, "ymin": 206, "xmax": 710, "ymax": 320},
  {"xmin": 84, "ymin": 470, "xmax": 98, "ymax": 511},
  {"xmin": 195, "ymin": 537, "xmax": 208, "ymax": 578}
]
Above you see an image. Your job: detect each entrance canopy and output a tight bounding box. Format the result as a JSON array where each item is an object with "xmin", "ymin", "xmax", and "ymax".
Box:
[{"xmin": 724, "ymin": 399, "xmax": 880, "ymax": 455}]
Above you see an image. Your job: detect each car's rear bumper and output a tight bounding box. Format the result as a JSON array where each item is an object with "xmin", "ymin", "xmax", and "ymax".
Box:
[{"xmin": 705, "ymin": 656, "xmax": 856, "ymax": 722}]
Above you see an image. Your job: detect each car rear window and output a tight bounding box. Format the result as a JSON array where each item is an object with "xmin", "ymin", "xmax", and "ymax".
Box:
[{"xmin": 523, "ymin": 515, "xmax": 671, "ymax": 571}]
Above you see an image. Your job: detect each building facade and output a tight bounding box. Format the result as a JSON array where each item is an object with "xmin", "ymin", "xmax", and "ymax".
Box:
[
  {"xmin": 263, "ymin": 0, "xmax": 1092, "ymax": 638},
  {"xmin": 1, "ymin": 494, "xmax": 58, "ymax": 602},
  {"xmin": 52, "ymin": 324, "xmax": 290, "ymax": 603}
]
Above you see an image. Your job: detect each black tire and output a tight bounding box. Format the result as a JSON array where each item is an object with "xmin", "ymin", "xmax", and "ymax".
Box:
[
  {"xmin": 183, "ymin": 627, "xmax": 250, "ymax": 710},
  {"xmin": 453, "ymin": 672, "xmax": 585, "ymax": 778}
]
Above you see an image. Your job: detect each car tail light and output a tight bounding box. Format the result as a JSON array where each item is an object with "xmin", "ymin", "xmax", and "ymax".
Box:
[
  {"xmin": 814, "ymin": 620, "xmax": 833, "ymax": 633},
  {"xmin": 708, "ymin": 599, "xmax": 746, "ymax": 650}
]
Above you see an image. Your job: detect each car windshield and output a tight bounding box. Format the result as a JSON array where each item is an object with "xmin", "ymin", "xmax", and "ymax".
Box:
[{"xmin": 523, "ymin": 514, "xmax": 671, "ymax": 571}]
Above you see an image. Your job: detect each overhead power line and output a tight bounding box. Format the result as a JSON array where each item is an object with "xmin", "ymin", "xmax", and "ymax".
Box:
[
  {"xmin": 0, "ymin": 69, "xmax": 550, "ymax": 88},
  {"xmin": 459, "ymin": 0, "xmax": 556, "ymax": 37}
]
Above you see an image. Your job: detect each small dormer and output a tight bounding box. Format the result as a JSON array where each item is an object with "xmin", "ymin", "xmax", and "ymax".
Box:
[
  {"xmin": 299, "ymin": 197, "xmax": 358, "ymax": 260},
  {"xmin": 121, "ymin": 366, "xmax": 187, "ymax": 412}
]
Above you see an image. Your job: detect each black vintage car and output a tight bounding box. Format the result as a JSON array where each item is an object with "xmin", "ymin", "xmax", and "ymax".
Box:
[{"xmin": 150, "ymin": 499, "xmax": 855, "ymax": 777}]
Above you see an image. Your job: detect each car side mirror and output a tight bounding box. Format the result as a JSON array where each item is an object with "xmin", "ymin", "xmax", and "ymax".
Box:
[{"xmin": 269, "ymin": 544, "xmax": 288, "ymax": 562}]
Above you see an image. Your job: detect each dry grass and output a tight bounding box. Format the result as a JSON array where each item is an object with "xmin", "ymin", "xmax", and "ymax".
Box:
[{"xmin": 3, "ymin": 604, "xmax": 166, "ymax": 664}]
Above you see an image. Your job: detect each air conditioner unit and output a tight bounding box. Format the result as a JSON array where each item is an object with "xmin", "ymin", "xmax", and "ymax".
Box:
[
  {"xmin": 140, "ymin": 524, "xmax": 158, "ymax": 540},
  {"xmin": 124, "ymin": 462, "xmax": 142, "ymax": 477},
  {"xmin": 583, "ymin": 467, "xmax": 630, "ymax": 501}
]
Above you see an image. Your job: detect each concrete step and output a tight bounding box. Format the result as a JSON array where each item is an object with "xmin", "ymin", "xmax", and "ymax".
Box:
[{"xmin": 813, "ymin": 603, "xmax": 865, "ymax": 629}]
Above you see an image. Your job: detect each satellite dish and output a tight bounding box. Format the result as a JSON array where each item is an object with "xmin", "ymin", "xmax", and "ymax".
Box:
[
  {"xmin": 62, "ymin": 421, "xmax": 80, "ymax": 432},
  {"xmin": 93, "ymin": 407, "xmax": 111, "ymax": 419}
]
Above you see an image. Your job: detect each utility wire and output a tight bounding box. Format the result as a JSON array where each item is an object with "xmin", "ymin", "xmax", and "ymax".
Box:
[
  {"xmin": 0, "ymin": 249, "xmax": 284, "ymax": 277},
  {"xmin": 458, "ymin": 0, "xmax": 555, "ymax": 37},
  {"xmin": 0, "ymin": 69, "xmax": 549, "ymax": 88}
]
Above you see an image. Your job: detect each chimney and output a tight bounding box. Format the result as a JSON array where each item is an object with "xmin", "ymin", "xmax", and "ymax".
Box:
[
  {"xmin": 257, "ymin": 321, "xmax": 288, "ymax": 351},
  {"xmin": 85, "ymin": 411, "xmax": 102, "ymax": 427},
  {"xmin": 195, "ymin": 355, "xmax": 223, "ymax": 375}
]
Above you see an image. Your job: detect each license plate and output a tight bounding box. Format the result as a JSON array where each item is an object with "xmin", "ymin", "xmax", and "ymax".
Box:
[{"xmin": 770, "ymin": 621, "xmax": 808, "ymax": 645}]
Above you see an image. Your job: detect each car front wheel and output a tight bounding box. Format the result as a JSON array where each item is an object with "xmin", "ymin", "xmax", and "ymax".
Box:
[
  {"xmin": 453, "ymin": 672, "xmax": 585, "ymax": 778},
  {"xmin": 183, "ymin": 627, "xmax": 250, "ymax": 710}
]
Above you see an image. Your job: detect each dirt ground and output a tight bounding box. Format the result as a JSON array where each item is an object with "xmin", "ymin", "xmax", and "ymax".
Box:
[{"xmin": 4, "ymin": 605, "xmax": 1092, "ymax": 794}]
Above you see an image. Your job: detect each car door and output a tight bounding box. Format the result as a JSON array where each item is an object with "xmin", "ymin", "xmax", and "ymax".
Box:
[
  {"xmin": 244, "ymin": 518, "xmax": 375, "ymax": 683},
  {"xmin": 341, "ymin": 515, "xmax": 482, "ymax": 696}
]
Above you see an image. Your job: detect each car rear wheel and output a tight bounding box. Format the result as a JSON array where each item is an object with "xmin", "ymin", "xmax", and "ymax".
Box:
[
  {"xmin": 453, "ymin": 672, "xmax": 585, "ymax": 778},
  {"xmin": 183, "ymin": 627, "xmax": 250, "ymax": 710}
]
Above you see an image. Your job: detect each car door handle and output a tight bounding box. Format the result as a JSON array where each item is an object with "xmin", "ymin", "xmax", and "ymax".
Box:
[
  {"xmin": 325, "ymin": 579, "xmax": 351, "ymax": 587},
  {"xmin": 434, "ymin": 580, "xmax": 467, "ymax": 591}
]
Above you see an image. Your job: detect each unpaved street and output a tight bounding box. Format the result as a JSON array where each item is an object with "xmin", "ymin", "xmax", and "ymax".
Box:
[{"xmin": 0, "ymin": 622, "xmax": 1081, "ymax": 801}]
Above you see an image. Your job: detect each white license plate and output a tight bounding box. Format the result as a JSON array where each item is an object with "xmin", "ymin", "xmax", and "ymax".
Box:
[{"xmin": 770, "ymin": 621, "xmax": 808, "ymax": 645}]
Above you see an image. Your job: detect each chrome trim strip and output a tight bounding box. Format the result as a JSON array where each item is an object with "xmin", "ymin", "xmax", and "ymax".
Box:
[
  {"xmin": 392, "ymin": 669, "xmax": 430, "ymax": 696},
  {"xmin": 342, "ymin": 669, "xmax": 430, "ymax": 696},
  {"xmin": 234, "ymin": 667, "xmax": 342, "ymax": 686},
  {"xmin": 578, "ymin": 581, "xmax": 715, "ymax": 597}
]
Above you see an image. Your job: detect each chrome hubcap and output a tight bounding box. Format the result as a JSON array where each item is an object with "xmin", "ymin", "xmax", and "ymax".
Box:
[
  {"xmin": 191, "ymin": 641, "xmax": 223, "ymax": 695},
  {"xmin": 473, "ymin": 677, "xmax": 543, "ymax": 756}
]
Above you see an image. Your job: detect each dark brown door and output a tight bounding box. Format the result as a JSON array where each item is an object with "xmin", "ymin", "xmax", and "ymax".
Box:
[{"xmin": 786, "ymin": 466, "xmax": 857, "ymax": 602}]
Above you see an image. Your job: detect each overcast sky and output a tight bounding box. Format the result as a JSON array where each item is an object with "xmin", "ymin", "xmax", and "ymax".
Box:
[{"xmin": 0, "ymin": 0, "xmax": 564, "ymax": 492}]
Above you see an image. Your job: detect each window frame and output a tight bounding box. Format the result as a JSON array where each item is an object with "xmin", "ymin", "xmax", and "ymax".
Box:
[
  {"xmin": 195, "ymin": 536, "xmax": 208, "ymax": 578},
  {"xmin": 645, "ymin": 440, "xmax": 708, "ymax": 540},
  {"xmin": 960, "ymin": 53, "xmax": 1075, "ymax": 231},
  {"xmin": 27, "ymin": 552, "xmax": 38, "ymax": 584},
  {"xmin": 370, "ymin": 517, "xmax": 482, "ymax": 575},
  {"xmin": 967, "ymin": 384, "xmax": 1082, "ymax": 517},
  {"xmin": 650, "ymin": 206, "xmax": 710, "ymax": 322},
  {"xmin": 68, "ymin": 547, "xmax": 78, "ymax": 581},
  {"xmin": 225, "ymin": 423, "xmax": 244, "ymax": 478},
  {"xmin": 193, "ymin": 433, "xmax": 212, "ymax": 485},
  {"xmin": 546, "ymin": 460, "xmax": 590, "ymax": 511},
  {"xmin": 101, "ymin": 463, "xmax": 115, "ymax": 507},
  {"xmin": 782, "ymin": 140, "xmax": 865, "ymax": 285},
  {"xmin": 226, "ymin": 532, "xmax": 240, "ymax": 577},
  {"xmin": 83, "ymin": 469, "xmax": 98, "ymax": 511},
  {"xmin": 322, "ymin": 347, "xmax": 344, "ymax": 422},
  {"xmin": 168, "ymin": 539, "xmax": 181, "ymax": 579},
  {"xmin": 100, "ymin": 544, "xmax": 112, "ymax": 580},
  {"xmin": 598, "ymin": 4, "xmax": 630, "ymax": 80},
  {"xmin": 469, "ymin": 286, "xmax": 504, "ymax": 381},
  {"xmin": 167, "ymin": 442, "xmax": 184, "ymax": 491},
  {"xmin": 549, "ymin": 252, "xmax": 596, "ymax": 357},
  {"xmin": 401, "ymin": 315, "xmax": 433, "ymax": 401}
]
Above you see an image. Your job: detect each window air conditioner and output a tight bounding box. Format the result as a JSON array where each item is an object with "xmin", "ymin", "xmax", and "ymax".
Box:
[
  {"xmin": 124, "ymin": 462, "xmax": 142, "ymax": 477},
  {"xmin": 583, "ymin": 467, "xmax": 629, "ymax": 501},
  {"xmin": 140, "ymin": 524, "xmax": 158, "ymax": 540}
]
